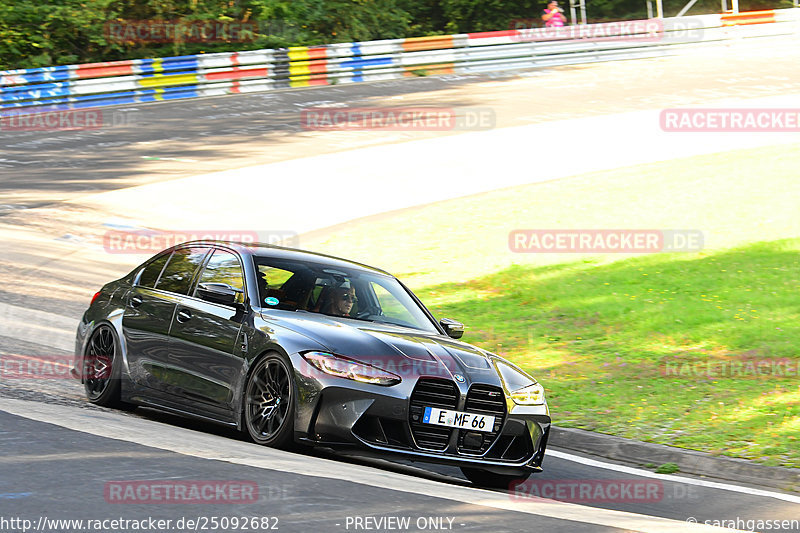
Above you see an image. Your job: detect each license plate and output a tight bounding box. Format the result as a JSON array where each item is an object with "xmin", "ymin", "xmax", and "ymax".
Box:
[{"xmin": 422, "ymin": 407, "xmax": 495, "ymax": 433}]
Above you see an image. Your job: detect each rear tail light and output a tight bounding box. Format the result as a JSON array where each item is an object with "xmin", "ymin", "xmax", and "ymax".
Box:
[{"xmin": 90, "ymin": 291, "xmax": 102, "ymax": 306}]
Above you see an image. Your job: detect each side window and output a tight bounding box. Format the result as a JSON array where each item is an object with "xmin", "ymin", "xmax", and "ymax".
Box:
[
  {"xmin": 155, "ymin": 247, "xmax": 209, "ymax": 295},
  {"xmin": 195, "ymin": 249, "xmax": 245, "ymax": 304},
  {"xmin": 137, "ymin": 253, "xmax": 170, "ymax": 288},
  {"xmin": 371, "ymin": 282, "xmax": 416, "ymax": 325},
  {"xmin": 256, "ymin": 265, "xmax": 296, "ymax": 307},
  {"xmin": 259, "ymin": 266, "xmax": 294, "ymax": 288}
]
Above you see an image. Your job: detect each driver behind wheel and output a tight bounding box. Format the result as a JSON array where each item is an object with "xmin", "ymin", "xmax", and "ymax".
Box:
[{"xmin": 328, "ymin": 285, "xmax": 357, "ymax": 317}]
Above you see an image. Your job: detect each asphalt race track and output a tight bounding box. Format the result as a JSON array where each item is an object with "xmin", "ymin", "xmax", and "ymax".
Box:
[{"xmin": 1, "ymin": 38, "xmax": 799, "ymax": 533}]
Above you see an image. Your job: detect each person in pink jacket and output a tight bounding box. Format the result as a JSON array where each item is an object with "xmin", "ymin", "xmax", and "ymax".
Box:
[{"xmin": 542, "ymin": 0, "xmax": 568, "ymax": 27}]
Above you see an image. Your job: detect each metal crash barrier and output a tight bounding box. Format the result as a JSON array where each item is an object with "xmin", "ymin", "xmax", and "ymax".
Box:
[{"xmin": 1, "ymin": 9, "xmax": 798, "ymax": 115}]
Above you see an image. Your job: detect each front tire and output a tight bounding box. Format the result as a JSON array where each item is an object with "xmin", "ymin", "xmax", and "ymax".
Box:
[
  {"xmin": 243, "ymin": 352, "xmax": 296, "ymax": 449},
  {"xmin": 84, "ymin": 325, "xmax": 129, "ymax": 409},
  {"xmin": 460, "ymin": 467, "xmax": 531, "ymax": 489}
]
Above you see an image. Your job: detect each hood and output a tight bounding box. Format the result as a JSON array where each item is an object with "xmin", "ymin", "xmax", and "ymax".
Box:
[{"xmin": 261, "ymin": 310, "xmax": 502, "ymax": 386}]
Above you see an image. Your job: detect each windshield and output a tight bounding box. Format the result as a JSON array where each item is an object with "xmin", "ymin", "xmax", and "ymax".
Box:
[{"xmin": 253, "ymin": 256, "xmax": 439, "ymax": 333}]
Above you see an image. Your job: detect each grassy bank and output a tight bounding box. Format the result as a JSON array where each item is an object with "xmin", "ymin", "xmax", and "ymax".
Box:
[
  {"xmin": 416, "ymin": 240, "xmax": 800, "ymax": 467},
  {"xmin": 303, "ymin": 143, "xmax": 800, "ymax": 467}
]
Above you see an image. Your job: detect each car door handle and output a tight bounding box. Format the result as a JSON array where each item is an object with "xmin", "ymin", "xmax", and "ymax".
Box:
[
  {"xmin": 129, "ymin": 296, "xmax": 143, "ymax": 308},
  {"xmin": 176, "ymin": 309, "xmax": 192, "ymax": 323}
]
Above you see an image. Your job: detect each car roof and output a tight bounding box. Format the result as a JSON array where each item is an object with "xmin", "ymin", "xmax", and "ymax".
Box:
[{"xmin": 180, "ymin": 240, "xmax": 394, "ymax": 276}]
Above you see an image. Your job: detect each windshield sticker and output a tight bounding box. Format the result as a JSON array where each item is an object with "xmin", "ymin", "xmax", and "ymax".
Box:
[{"xmin": 265, "ymin": 297, "xmax": 280, "ymax": 306}]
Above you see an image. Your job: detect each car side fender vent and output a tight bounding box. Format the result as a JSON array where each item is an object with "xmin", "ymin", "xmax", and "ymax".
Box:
[{"xmin": 353, "ymin": 415, "xmax": 411, "ymax": 448}]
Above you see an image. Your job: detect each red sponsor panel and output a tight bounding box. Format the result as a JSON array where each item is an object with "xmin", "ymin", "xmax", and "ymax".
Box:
[
  {"xmin": 309, "ymin": 59, "xmax": 328, "ymax": 74},
  {"xmin": 307, "ymin": 47, "xmax": 328, "ymax": 60},
  {"xmin": 204, "ymin": 67, "xmax": 269, "ymax": 81},
  {"xmin": 467, "ymin": 29, "xmax": 520, "ymax": 39},
  {"xmin": 75, "ymin": 60, "xmax": 136, "ymax": 78},
  {"xmin": 105, "ymin": 480, "xmax": 259, "ymax": 504}
]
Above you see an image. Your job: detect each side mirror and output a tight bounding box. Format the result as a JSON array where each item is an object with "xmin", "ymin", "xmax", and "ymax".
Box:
[
  {"xmin": 440, "ymin": 318, "xmax": 464, "ymax": 339},
  {"xmin": 197, "ymin": 282, "xmax": 241, "ymax": 306}
]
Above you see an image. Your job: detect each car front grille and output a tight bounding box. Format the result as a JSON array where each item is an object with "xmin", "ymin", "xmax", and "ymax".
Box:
[
  {"xmin": 409, "ymin": 379, "xmax": 458, "ymax": 450},
  {"xmin": 458, "ymin": 384, "xmax": 506, "ymax": 455}
]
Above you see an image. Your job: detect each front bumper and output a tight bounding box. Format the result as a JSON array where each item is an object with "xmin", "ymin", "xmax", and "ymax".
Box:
[{"xmin": 291, "ymin": 354, "xmax": 551, "ymax": 474}]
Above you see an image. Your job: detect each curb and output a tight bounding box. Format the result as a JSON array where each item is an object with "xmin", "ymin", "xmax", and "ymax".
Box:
[{"xmin": 549, "ymin": 426, "xmax": 799, "ymax": 493}]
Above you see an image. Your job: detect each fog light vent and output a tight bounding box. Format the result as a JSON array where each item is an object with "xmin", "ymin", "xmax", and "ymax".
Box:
[{"xmin": 462, "ymin": 431, "xmax": 484, "ymax": 450}]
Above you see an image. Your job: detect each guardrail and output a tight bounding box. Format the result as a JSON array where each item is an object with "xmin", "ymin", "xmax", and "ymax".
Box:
[{"xmin": 1, "ymin": 9, "xmax": 798, "ymax": 115}]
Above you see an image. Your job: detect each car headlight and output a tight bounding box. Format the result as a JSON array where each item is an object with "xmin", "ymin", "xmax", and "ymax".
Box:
[
  {"xmin": 301, "ymin": 351, "xmax": 401, "ymax": 386},
  {"xmin": 493, "ymin": 359, "xmax": 546, "ymax": 406},
  {"xmin": 509, "ymin": 382, "xmax": 546, "ymax": 405}
]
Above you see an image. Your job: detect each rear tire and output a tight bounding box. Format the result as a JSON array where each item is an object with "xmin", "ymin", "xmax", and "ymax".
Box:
[
  {"xmin": 243, "ymin": 352, "xmax": 296, "ymax": 450},
  {"xmin": 460, "ymin": 467, "xmax": 531, "ymax": 489},
  {"xmin": 83, "ymin": 325, "xmax": 131, "ymax": 409}
]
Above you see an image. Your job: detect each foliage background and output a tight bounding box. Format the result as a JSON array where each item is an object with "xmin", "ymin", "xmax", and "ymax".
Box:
[{"xmin": 0, "ymin": 0, "xmax": 794, "ymax": 70}]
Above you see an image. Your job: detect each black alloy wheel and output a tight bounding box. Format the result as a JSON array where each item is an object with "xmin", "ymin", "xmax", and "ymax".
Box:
[{"xmin": 244, "ymin": 353, "xmax": 295, "ymax": 448}]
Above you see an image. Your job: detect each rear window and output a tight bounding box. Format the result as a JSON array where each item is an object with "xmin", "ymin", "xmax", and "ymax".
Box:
[
  {"xmin": 155, "ymin": 247, "xmax": 209, "ymax": 295},
  {"xmin": 137, "ymin": 253, "xmax": 170, "ymax": 288}
]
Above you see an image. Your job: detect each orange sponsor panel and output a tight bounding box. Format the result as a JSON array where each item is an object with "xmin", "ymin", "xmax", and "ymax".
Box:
[
  {"xmin": 721, "ymin": 9, "xmax": 775, "ymax": 26},
  {"xmin": 402, "ymin": 35, "xmax": 454, "ymax": 52},
  {"xmin": 403, "ymin": 63, "xmax": 455, "ymax": 76}
]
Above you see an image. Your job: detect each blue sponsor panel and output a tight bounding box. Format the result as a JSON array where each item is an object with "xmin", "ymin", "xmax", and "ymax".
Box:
[
  {"xmin": 137, "ymin": 57, "xmax": 200, "ymax": 76},
  {"xmin": 0, "ymin": 83, "xmax": 75, "ymax": 103},
  {"xmin": 0, "ymin": 65, "xmax": 74, "ymax": 85},
  {"xmin": 160, "ymin": 85, "xmax": 200, "ymax": 99}
]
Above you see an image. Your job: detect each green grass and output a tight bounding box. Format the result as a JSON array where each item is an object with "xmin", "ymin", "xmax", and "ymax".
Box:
[
  {"xmin": 415, "ymin": 240, "xmax": 800, "ymax": 467},
  {"xmin": 655, "ymin": 463, "xmax": 680, "ymax": 474},
  {"xmin": 303, "ymin": 143, "xmax": 800, "ymax": 467}
]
